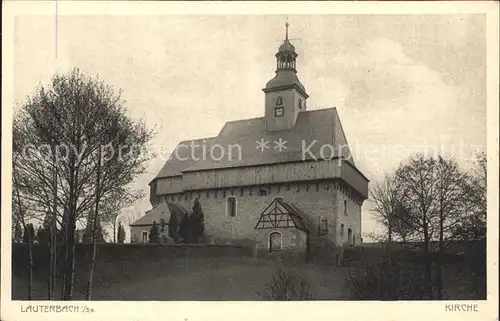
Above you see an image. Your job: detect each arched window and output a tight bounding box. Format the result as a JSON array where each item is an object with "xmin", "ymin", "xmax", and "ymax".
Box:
[
  {"xmin": 340, "ymin": 223, "xmax": 344, "ymax": 238},
  {"xmin": 269, "ymin": 232, "xmax": 282, "ymax": 252},
  {"xmin": 276, "ymin": 96, "xmax": 283, "ymax": 106},
  {"xmin": 298, "ymin": 99, "xmax": 302, "ymax": 109},
  {"xmin": 226, "ymin": 196, "xmax": 237, "ymax": 217},
  {"xmin": 348, "ymin": 228, "xmax": 353, "ymax": 246}
]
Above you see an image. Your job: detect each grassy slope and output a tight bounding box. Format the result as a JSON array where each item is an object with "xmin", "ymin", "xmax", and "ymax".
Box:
[
  {"xmin": 13, "ymin": 256, "xmax": 351, "ymax": 300},
  {"xmin": 12, "ymin": 244, "xmax": 485, "ymax": 300}
]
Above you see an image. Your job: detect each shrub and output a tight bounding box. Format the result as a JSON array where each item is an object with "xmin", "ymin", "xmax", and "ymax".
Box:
[
  {"xmin": 117, "ymin": 222, "xmax": 126, "ymax": 243},
  {"xmin": 149, "ymin": 221, "xmax": 161, "ymax": 243},
  {"xmin": 259, "ymin": 263, "xmax": 314, "ymax": 300},
  {"xmin": 345, "ymin": 256, "xmax": 428, "ymax": 300},
  {"xmin": 190, "ymin": 198, "xmax": 205, "ymax": 244}
]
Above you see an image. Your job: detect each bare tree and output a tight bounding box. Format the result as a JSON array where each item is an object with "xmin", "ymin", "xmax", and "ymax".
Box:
[
  {"xmin": 370, "ymin": 174, "xmax": 416, "ymax": 247},
  {"xmin": 433, "ymin": 156, "xmax": 470, "ymax": 299},
  {"xmin": 451, "ymin": 153, "xmax": 487, "ymax": 241},
  {"xmin": 395, "ymin": 154, "xmax": 438, "ymax": 299},
  {"xmin": 12, "ymin": 68, "xmax": 154, "ymax": 300},
  {"xmin": 12, "ymin": 155, "xmax": 35, "ymax": 300}
]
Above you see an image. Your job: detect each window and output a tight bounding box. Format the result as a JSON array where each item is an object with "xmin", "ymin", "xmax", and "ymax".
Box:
[
  {"xmin": 141, "ymin": 231, "xmax": 148, "ymax": 243},
  {"xmin": 340, "ymin": 223, "xmax": 344, "ymax": 238},
  {"xmin": 276, "ymin": 96, "xmax": 283, "ymax": 106},
  {"xmin": 226, "ymin": 196, "xmax": 237, "ymax": 217},
  {"xmin": 344, "ymin": 200, "xmax": 347, "ymax": 216},
  {"xmin": 348, "ymin": 228, "xmax": 353, "ymax": 246},
  {"xmin": 258, "ymin": 189, "xmax": 268, "ymax": 196},
  {"xmin": 160, "ymin": 218, "xmax": 165, "ymax": 232},
  {"xmin": 275, "ymin": 106, "xmax": 284, "ymax": 117},
  {"xmin": 318, "ymin": 216, "xmax": 328, "ymax": 236},
  {"xmin": 298, "ymin": 98, "xmax": 302, "ymax": 109},
  {"xmin": 269, "ymin": 232, "xmax": 282, "ymax": 252}
]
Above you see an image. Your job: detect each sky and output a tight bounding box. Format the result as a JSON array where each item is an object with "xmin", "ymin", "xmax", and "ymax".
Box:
[{"xmin": 13, "ymin": 14, "xmax": 487, "ymax": 240}]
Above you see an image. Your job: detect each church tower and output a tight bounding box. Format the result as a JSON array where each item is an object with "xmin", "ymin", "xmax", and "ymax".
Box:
[{"xmin": 263, "ymin": 21, "xmax": 309, "ymax": 132}]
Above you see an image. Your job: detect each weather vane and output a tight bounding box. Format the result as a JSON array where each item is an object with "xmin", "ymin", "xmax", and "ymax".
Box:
[{"xmin": 285, "ymin": 17, "xmax": 289, "ymax": 40}]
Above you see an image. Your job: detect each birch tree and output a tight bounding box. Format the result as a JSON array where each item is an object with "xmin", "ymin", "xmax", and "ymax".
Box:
[{"xmin": 12, "ymin": 68, "xmax": 154, "ymax": 300}]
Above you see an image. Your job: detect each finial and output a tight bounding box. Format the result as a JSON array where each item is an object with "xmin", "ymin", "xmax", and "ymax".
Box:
[{"xmin": 285, "ymin": 17, "xmax": 289, "ymax": 40}]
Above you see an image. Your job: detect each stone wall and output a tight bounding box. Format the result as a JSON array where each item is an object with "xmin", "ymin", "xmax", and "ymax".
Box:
[
  {"xmin": 156, "ymin": 179, "xmax": 366, "ymax": 248},
  {"xmin": 254, "ymin": 227, "xmax": 308, "ymax": 261},
  {"xmin": 160, "ymin": 180, "xmax": 343, "ymax": 246}
]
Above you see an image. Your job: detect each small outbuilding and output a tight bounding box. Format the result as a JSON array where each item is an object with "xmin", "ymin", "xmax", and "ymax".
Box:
[{"xmin": 130, "ymin": 202, "xmax": 189, "ymax": 243}]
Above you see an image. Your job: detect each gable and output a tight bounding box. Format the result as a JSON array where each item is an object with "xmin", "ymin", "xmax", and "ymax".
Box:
[
  {"xmin": 255, "ymin": 198, "xmax": 308, "ymax": 232},
  {"xmin": 332, "ymin": 108, "xmax": 356, "ymax": 167}
]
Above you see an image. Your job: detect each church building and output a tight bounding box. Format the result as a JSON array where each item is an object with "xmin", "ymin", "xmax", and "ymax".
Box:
[{"xmin": 131, "ymin": 23, "xmax": 369, "ymax": 260}]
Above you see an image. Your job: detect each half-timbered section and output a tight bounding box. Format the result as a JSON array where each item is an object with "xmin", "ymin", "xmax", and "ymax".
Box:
[{"xmin": 254, "ymin": 198, "xmax": 309, "ymax": 259}]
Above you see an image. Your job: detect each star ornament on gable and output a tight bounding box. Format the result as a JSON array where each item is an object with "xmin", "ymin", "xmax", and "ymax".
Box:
[
  {"xmin": 274, "ymin": 138, "xmax": 287, "ymax": 152},
  {"xmin": 256, "ymin": 138, "xmax": 270, "ymax": 152}
]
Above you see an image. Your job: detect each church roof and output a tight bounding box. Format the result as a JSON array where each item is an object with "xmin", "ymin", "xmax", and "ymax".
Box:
[
  {"xmin": 264, "ymin": 70, "xmax": 307, "ymax": 96},
  {"xmin": 156, "ymin": 137, "xmax": 217, "ymax": 177},
  {"xmin": 130, "ymin": 202, "xmax": 189, "ymax": 226},
  {"xmin": 153, "ymin": 107, "xmax": 357, "ymax": 180}
]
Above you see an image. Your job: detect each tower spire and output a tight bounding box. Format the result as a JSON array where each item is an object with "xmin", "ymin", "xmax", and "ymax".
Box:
[{"xmin": 285, "ymin": 18, "xmax": 289, "ymax": 40}]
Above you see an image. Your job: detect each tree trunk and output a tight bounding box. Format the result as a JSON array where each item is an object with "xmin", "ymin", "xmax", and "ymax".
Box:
[
  {"xmin": 423, "ymin": 221, "xmax": 433, "ymax": 299},
  {"xmin": 50, "ymin": 219, "xmax": 57, "ymax": 299},
  {"xmin": 48, "ymin": 161, "xmax": 57, "ymax": 300},
  {"xmin": 48, "ymin": 108, "xmax": 58, "ymax": 300},
  {"xmin": 27, "ymin": 230, "xmax": 34, "ymax": 300},
  {"xmin": 86, "ymin": 147, "xmax": 102, "ymax": 300},
  {"xmin": 60, "ymin": 215, "xmax": 66, "ymax": 300},
  {"xmin": 86, "ymin": 224, "xmax": 98, "ymax": 300},
  {"xmin": 13, "ymin": 169, "xmax": 33, "ymax": 300},
  {"xmin": 63, "ymin": 211, "xmax": 76, "ymax": 300},
  {"xmin": 47, "ymin": 234, "xmax": 52, "ymax": 300},
  {"xmin": 62, "ymin": 182, "xmax": 77, "ymax": 300},
  {"xmin": 387, "ymin": 219, "xmax": 393, "ymax": 263},
  {"xmin": 437, "ymin": 207, "xmax": 445, "ymax": 300}
]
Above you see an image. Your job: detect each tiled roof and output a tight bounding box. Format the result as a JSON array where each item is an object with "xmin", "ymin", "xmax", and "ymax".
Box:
[
  {"xmin": 156, "ymin": 137, "xmax": 217, "ymax": 178},
  {"xmin": 130, "ymin": 202, "xmax": 189, "ymax": 226},
  {"xmin": 278, "ymin": 199, "xmax": 308, "ymax": 232},
  {"xmin": 154, "ymin": 108, "xmax": 356, "ymax": 179}
]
